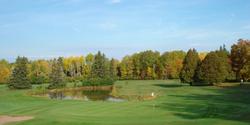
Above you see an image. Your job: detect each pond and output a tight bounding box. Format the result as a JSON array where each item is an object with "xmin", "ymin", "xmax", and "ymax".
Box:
[{"xmin": 38, "ymin": 88, "xmax": 125, "ymax": 102}]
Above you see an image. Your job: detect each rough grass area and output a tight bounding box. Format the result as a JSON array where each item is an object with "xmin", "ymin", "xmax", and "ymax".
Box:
[{"xmin": 0, "ymin": 80, "xmax": 250, "ymax": 125}]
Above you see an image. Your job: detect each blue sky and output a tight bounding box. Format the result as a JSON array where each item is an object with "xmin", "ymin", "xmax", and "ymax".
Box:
[{"xmin": 0, "ymin": 0, "xmax": 250, "ymax": 61}]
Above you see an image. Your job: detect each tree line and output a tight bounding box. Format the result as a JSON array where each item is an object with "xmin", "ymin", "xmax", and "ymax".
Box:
[
  {"xmin": 0, "ymin": 39, "xmax": 249, "ymax": 89},
  {"xmin": 180, "ymin": 39, "xmax": 250, "ymax": 85}
]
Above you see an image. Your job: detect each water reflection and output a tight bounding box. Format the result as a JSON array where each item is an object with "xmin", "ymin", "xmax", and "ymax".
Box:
[
  {"xmin": 81, "ymin": 90, "xmax": 111, "ymax": 101},
  {"xmin": 47, "ymin": 89, "xmax": 124, "ymax": 102}
]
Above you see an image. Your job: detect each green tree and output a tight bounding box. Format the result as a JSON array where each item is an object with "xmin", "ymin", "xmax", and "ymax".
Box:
[
  {"xmin": 155, "ymin": 58, "xmax": 164, "ymax": 79},
  {"xmin": 48, "ymin": 57, "xmax": 65, "ymax": 89},
  {"xmin": 8, "ymin": 57, "xmax": 31, "ymax": 89},
  {"xmin": 91, "ymin": 51, "xmax": 109, "ymax": 78},
  {"xmin": 179, "ymin": 49, "xmax": 200, "ymax": 84},
  {"xmin": 82, "ymin": 52, "xmax": 114, "ymax": 86},
  {"xmin": 231, "ymin": 39, "xmax": 250, "ymax": 80},
  {"xmin": 195, "ymin": 52, "xmax": 229, "ymax": 85},
  {"xmin": 216, "ymin": 45, "xmax": 233, "ymax": 81},
  {"xmin": 29, "ymin": 60, "xmax": 51, "ymax": 84}
]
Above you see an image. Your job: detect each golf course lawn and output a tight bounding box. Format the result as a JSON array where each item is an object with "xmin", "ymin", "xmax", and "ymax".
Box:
[{"xmin": 0, "ymin": 80, "xmax": 250, "ymax": 125}]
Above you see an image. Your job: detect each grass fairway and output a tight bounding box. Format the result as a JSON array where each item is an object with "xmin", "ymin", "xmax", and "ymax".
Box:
[{"xmin": 0, "ymin": 80, "xmax": 250, "ymax": 125}]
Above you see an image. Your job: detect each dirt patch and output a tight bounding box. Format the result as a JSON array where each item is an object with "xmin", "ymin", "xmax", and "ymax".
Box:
[{"xmin": 0, "ymin": 115, "xmax": 33, "ymax": 125}]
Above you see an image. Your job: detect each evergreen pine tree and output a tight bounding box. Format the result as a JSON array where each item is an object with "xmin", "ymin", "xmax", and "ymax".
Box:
[
  {"xmin": 179, "ymin": 49, "xmax": 200, "ymax": 85},
  {"xmin": 91, "ymin": 51, "xmax": 109, "ymax": 78},
  {"xmin": 8, "ymin": 56, "xmax": 31, "ymax": 89},
  {"xmin": 48, "ymin": 57, "xmax": 65, "ymax": 89},
  {"xmin": 216, "ymin": 45, "xmax": 232, "ymax": 81}
]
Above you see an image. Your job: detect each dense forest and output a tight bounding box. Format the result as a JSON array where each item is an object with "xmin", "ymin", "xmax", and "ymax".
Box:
[{"xmin": 0, "ymin": 39, "xmax": 250, "ymax": 89}]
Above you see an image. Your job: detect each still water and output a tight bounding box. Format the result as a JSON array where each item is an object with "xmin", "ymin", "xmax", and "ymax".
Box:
[{"xmin": 46, "ymin": 89, "xmax": 124, "ymax": 102}]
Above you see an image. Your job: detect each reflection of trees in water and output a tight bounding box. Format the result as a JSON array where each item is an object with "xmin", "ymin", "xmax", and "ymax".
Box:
[
  {"xmin": 48, "ymin": 89, "xmax": 112, "ymax": 101},
  {"xmin": 82, "ymin": 90, "xmax": 111, "ymax": 101},
  {"xmin": 49, "ymin": 91, "xmax": 65, "ymax": 99}
]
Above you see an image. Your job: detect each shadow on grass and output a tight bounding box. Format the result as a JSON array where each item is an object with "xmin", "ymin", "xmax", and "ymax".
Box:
[{"xmin": 158, "ymin": 84, "xmax": 250, "ymax": 123}]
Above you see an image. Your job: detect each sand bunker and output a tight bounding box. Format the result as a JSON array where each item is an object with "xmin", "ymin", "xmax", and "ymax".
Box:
[{"xmin": 0, "ymin": 115, "xmax": 33, "ymax": 125}]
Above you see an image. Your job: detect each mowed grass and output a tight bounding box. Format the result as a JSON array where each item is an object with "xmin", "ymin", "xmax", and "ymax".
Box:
[{"xmin": 0, "ymin": 80, "xmax": 250, "ymax": 125}]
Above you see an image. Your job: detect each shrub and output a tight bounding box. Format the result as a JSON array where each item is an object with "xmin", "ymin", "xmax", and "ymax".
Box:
[{"xmin": 30, "ymin": 75, "xmax": 47, "ymax": 84}]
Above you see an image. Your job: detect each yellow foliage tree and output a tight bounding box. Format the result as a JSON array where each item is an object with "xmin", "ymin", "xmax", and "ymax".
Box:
[{"xmin": 0, "ymin": 64, "xmax": 10, "ymax": 83}]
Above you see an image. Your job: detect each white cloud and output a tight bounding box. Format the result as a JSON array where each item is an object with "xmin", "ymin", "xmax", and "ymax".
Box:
[{"xmin": 110, "ymin": 0, "xmax": 121, "ymax": 4}]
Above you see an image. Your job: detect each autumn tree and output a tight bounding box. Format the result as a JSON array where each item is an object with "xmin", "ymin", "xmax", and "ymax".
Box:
[
  {"xmin": 119, "ymin": 56, "xmax": 134, "ymax": 79},
  {"xmin": 231, "ymin": 39, "xmax": 250, "ymax": 81},
  {"xmin": 0, "ymin": 60, "xmax": 11, "ymax": 84},
  {"xmin": 83, "ymin": 53, "xmax": 94, "ymax": 78},
  {"xmin": 241, "ymin": 61, "xmax": 250, "ymax": 81},
  {"xmin": 199, "ymin": 52, "xmax": 207, "ymax": 61},
  {"xmin": 63, "ymin": 56, "xmax": 84, "ymax": 77},
  {"xmin": 110, "ymin": 58, "xmax": 118, "ymax": 79},
  {"xmin": 8, "ymin": 57, "xmax": 31, "ymax": 89},
  {"xmin": 161, "ymin": 51, "xmax": 186, "ymax": 79},
  {"xmin": 139, "ymin": 50, "xmax": 160, "ymax": 79},
  {"xmin": 131, "ymin": 53, "xmax": 141, "ymax": 79}
]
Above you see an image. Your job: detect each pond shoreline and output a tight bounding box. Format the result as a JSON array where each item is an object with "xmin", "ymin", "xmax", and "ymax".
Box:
[
  {"xmin": 29, "ymin": 84, "xmax": 156, "ymax": 101},
  {"xmin": 50, "ymin": 85, "xmax": 113, "ymax": 92},
  {"xmin": 28, "ymin": 85, "xmax": 114, "ymax": 97}
]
